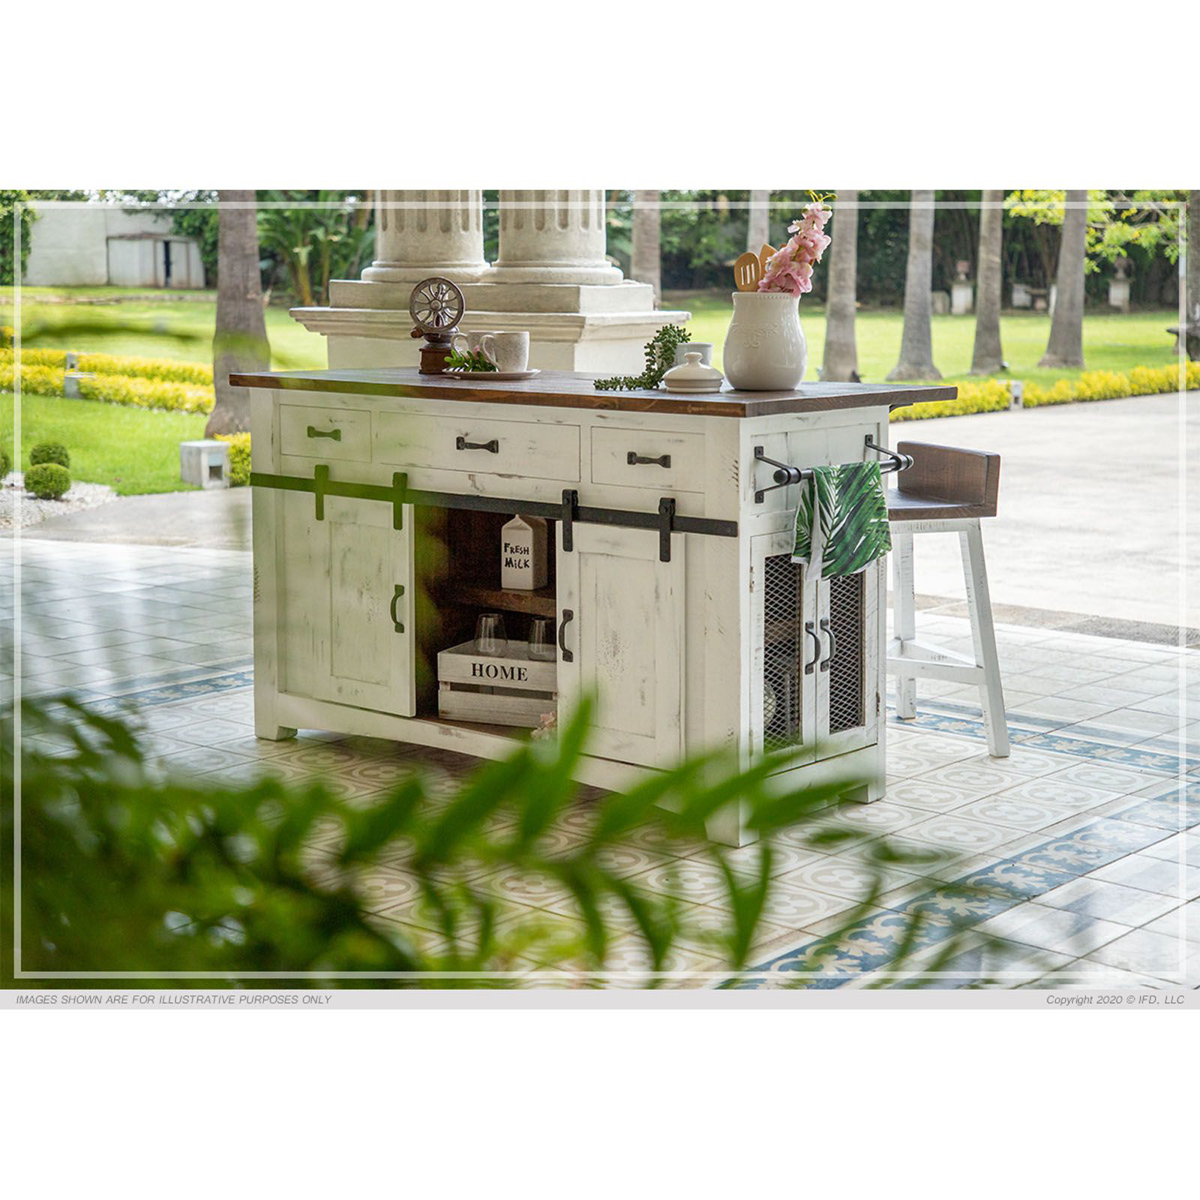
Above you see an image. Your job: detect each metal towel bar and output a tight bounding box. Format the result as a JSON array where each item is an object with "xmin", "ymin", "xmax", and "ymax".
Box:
[{"xmin": 752, "ymin": 436, "xmax": 914, "ymax": 503}]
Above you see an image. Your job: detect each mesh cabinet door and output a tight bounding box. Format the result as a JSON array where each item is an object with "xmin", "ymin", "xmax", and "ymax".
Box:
[
  {"xmin": 815, "ymin": 561, "xmax": 882, "ymax": 757},
  {"xmin": 749, "ymin": 531, "xmax": 818, "ymax": 764}
]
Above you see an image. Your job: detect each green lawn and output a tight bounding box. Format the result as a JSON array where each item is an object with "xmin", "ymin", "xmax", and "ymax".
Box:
[
  {"xmin": 3, "ymin": 291, "xmax": 327, "ymax": 369},
  {"xmin": 1, "ymin": 393, "xmax": 207, "ymax": 495},
  {"xmin": 665, "ymin": 291, "xmax": 1179, "ymax": 386}
]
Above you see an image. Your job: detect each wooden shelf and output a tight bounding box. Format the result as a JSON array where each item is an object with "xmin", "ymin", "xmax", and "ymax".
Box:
[{"xmin": 449, "ymin": 582, "xmax": 557, "ymax": 618}]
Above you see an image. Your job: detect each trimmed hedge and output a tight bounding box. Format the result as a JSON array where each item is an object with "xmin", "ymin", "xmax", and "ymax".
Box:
[
  {"xmin": 0, "ymin": 361, "xmax": 214, "ymax": 414},
  {"xmin": 215, "ymin": 432, "xmax": 251, "ymax": 486},
  {"xmin": 25, "ymin": 462, "xmax": 71, "ymax": 499},
  {"xmin": 1023, "ymin": 362, "xmax": 1200, "ymax": 407},
  {"xmin": 890, "ymin": 379, "xmax": 1012, "ymax": 422},
  {"xmin": 0, "ymin": 347, "xmax": 213, "ymax": 385},
  {"xmin": 76, "ymin": 372, "xmax": 213, "ymax": 414},
  {"xmin": 30, "ymin": 442, "xmax": 70, "ymax": 468}
]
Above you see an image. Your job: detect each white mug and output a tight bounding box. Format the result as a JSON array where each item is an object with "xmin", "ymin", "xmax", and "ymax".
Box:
[
  {"xmin": 480, "ymin": 331, "xmax": 530, "ymax": 373},
  {"xmin": 451, "ymin": 330, "xmax": 497, "ymax": 357}
]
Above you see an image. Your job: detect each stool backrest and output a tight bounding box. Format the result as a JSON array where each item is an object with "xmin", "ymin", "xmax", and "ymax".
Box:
[{"xmin": 894, "ymin": 441, "xmax": 1001, "ymax": 517}]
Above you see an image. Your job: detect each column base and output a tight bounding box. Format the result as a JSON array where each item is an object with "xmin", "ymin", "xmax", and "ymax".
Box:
[
  {"xmin": 328, "ymin": 277, "xmax": 658, "ymax": 315},
  {"xmin": 292, "ymin": 303, "xmax": 693, "ymax": 375},
  {"xmin": 360, "ymin": 261, "xmax": 491, "ymax": 285}
]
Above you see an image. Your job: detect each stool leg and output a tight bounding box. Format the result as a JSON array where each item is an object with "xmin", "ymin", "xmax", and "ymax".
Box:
[
  {"xmin": 960, "ymin": 522, "xmax": 1010, "ymax": 757},
  {"xmin": 892, "ymin": 526, "xmax": 917, "ymax": 720}
]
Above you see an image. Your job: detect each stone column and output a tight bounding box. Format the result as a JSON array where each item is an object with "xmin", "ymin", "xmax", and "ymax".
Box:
[
  {"xmin": 362, "ymin": 189, "xmax": 489, "ymax": 283},
  {"xmin": 490, "ymin": 190, "xmax": 622, "ymax": 284},
  {"xmin": 297, "ymin": 187, "xmax": 689, "ymax": 373}
]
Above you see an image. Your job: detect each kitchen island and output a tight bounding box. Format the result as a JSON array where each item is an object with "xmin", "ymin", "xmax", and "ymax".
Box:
[{"xmin": 236, "ymin": 367, "xmax": 956, "ymax": 844}]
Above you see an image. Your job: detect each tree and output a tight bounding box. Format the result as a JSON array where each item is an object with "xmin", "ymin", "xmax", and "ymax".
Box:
[
  {"xmin": 1187, "ymin": 191, "xmax": 1200, "ymax": 359},
  {"xmin": 747, "ymin": 189, "xmax": 770, "ymax": 253},
  {"xmin": 823, "ymin": 189, "xmax": 859, "ymax": 381},
  {"xmin": 630, "ymin": 190, "xmax": 661, "ymax": 306},
  {"xmin": 206, "ymin": 191, "xmax": 269, "ymax": 437},
  {"xmin": 1039, "ymin": 189, "xmax": 1087, "ymax": 368},
  {"xmin": 887, "ymin": 190, "xmax": 940, "ymax": 380},
  {"xmin": 970, "ymin": 189, "xmax": 1005, "ymax": 374}
]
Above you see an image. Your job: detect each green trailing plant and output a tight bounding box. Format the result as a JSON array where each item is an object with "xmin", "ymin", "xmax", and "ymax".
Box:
[
  {"xmin": 0, "ymin": 692, "xmax": 1009, "ymax": 990},
  {"xmin": 24, "ymin": 462, "xmax": 70, "ymax": 499},
  {"xmin": 594, "ymin": 325, "xmax": 691, "ymax": 391},
  {"xmin": 445, "ymin": 349, "xmax": 497, "ymax": 373},
  {"xmin": 29, "ymin": 441, "xmax": 70, "ymax": 469}
]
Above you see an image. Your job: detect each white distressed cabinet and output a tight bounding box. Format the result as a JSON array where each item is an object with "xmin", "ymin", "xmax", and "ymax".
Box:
[{"xmin": 240, "ymin": 367, "xmax": 953, "ymax": 844}]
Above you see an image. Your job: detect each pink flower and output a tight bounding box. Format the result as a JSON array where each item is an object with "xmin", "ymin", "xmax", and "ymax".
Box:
[{"xmin": 758, "ymin": 204, "xmax": 832, "ymax": 294}]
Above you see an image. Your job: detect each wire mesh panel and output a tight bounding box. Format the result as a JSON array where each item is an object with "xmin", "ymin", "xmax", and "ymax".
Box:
[
  {"xmin": 827, "ymin": 572, "xmax": 865, "ymax": 733},
  {"xmin": 762, "ymin": 554, "xmax": 804, "ymax": 750}
]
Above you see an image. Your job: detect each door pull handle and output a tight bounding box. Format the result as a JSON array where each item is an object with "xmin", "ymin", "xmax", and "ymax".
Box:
[
  {"xmin": 558, "ymin": 609, "xmax": 574, "ymax": 662},
  {"xmin": 627, "ymin": 452, "xmax": 671, "ymax": 468},
  {"xmin": 819, "ymin": 617, "xmax": 837, "ymax": 671},
  {"xmin": 804, "ymin": 621, "xmax": 821, "ymax": 675},
  {"xmin": 307, "ymin": 426, "xmax": 342, "ymax": 441},
  {"xmin": 390, "ymin": 584, "xmax": 405, "ymax": 633}
]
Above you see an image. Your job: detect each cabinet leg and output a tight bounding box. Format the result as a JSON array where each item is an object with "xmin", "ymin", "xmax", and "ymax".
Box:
[
  {"xmin": 891, "ymin": 528, "xmax": 917, "ymax": 720},
  {"xmin": 704, "ymin": 805, "xmax": 754, "ymax": 848},
  {"xmin": 257, "ymin": 723, "xmax": 297, "ymax": 742}
]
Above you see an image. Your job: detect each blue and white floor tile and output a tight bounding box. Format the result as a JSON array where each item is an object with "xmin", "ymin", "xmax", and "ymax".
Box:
[{"xmin": 4, "ymin": 537, "xmax": 1198, "ymax": 988}]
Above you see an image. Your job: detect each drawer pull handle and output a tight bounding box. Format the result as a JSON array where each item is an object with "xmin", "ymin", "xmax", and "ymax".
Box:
[
  {"xmin": 627, "ymin": 451, "xmax": 671, "ymax": 468},
  {"xmin": 456, "ymin": 436, "xmax": 499, "ymax": 453},
  {"xmin": 558, "ymin": 608, "xmax": 574, "ymax": 663},
  {"xmin": 819, "ymin": 617, "xmax": 837, "ymax": 671},
  {"xmin": 390, "ymin": 584, "xmax": 405, "ymax": 633},
  {"xmin": 804, "ymin": 621, "xmax": 821, "ymax": 675},
  {"xmin": 307, "ymin": 425, "xmax": 342, "ymax": 441}
]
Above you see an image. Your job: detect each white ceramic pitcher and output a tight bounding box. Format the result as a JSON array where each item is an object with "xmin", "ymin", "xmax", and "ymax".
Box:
[{"xmin": 722, "ymin": 291, "xmax": 808, "ymax": 391}]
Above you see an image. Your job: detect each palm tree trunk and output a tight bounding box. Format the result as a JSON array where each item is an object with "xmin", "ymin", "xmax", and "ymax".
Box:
[
  {"xmin": 747, "ymin": 190, "xmax": 770, "ymax": 253},
  {"xmin": 1186, "ymin": 190, "xmax": 1200, "ymax": 360},
  {"xmin": 887, "ymin": 190, "xmax": 940, "ymax": 380},
  {"xmin": 970, "ymin": 189, "xmax": 1005, "ymax": 374},
  {"xmin": 630, "ymin": 190, "xmax": 661, "ymax": 306},
  {"xmin": 823, "ymin": 189, "xmax": 859, "ymax": 381},
  {"xmin": 206, "ymin": 191, "xmax": 269, "ymax": 437},
  {"xmin": 1039, "ymin": 189, "xmax": 1087, "ymax": 368}
]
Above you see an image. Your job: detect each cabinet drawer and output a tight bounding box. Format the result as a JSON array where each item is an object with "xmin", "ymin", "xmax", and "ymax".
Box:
[
  {"xmin": 280, "ymin": 404, "xmax": 372, "ymax": 462},
  {"xmin": 375, "ymin": 413, "xmax": 580, "ymax": 482},
  {"xmin": 590, "ymin": 427, "xmax": 706, "ymax": 493}
]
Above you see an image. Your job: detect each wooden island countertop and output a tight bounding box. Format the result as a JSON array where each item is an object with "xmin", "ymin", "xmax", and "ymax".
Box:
[{"xmin": 230, "ymin": 366, "xmax": 956, "ymax": 419}]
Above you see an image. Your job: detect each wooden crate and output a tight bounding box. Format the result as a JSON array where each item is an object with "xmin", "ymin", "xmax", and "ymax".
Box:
[{"xmin": 437, "ymin": 640, "xmax": 557, "ymax": 728}]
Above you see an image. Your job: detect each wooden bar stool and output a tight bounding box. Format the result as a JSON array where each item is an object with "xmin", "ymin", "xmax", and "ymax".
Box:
[{"xmin": 887, "ymin": 440, "xmax": 1010, "ymax": 757}]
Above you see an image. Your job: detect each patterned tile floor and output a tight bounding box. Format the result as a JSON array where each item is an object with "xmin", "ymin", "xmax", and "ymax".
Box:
[{"xmin": 4, "ymin": 538, "xmax": 1198, "ymax": 989}]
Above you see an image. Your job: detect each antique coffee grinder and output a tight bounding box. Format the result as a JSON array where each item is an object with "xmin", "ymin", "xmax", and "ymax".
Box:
[{"xmin": 409, "ymin": 276, "xmax": 466, "ymax": 374}]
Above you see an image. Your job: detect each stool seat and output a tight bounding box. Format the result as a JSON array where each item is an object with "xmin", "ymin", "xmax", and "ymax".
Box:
[
  {"xmin": 887, "ymin": 439, "xmax": 1009, "ymax": 757},
  {"xmin": 887, "ymin": 490, "xmax": 993, "ymax": 522},
  {"xmin": 889, "ymin": 440, "xmax": 999, "ymax": 520}
]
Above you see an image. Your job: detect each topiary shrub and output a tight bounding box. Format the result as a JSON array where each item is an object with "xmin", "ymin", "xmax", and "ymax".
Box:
[
  {"xmin": 25, "ymin": 462, "xmax": 71, "ymax": 500},
  {"xmin": 30, "ymin": 441, "xmax": 70, "ymax": 469}
]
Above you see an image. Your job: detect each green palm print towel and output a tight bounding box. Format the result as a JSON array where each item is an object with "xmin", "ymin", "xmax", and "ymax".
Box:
[{"xmin": 792, "ymin": 461, "xmax": 892, "ymax": 578}]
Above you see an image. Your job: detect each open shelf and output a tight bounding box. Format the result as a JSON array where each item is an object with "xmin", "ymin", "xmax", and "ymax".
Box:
[{"xmin": 452, "ymin": 582, "xmax": 557, "ymax": 618}]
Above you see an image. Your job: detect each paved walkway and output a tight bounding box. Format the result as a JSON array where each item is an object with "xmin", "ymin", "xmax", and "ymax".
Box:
[
  {"xmin": 902, "ymin": 391, "xmax": 1200, "ymax": 636},
  {"xmin": 19, "ymin": 488, "xmax": 251, "ymax": 550},
  {"xmin": 5, "ymin": 538, "xmax": 1197, "ymax": 989}
]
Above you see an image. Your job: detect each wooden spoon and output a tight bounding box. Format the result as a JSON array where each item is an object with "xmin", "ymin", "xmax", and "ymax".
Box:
[
  {"xmin": 733, "ymin": 251, "xmax": 761, "ymax": 292},
  {"xmin": 758, "ymin": 243, "xmax": 776, "ymax": 272}
]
